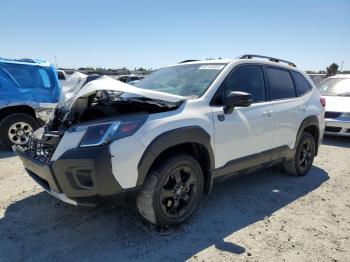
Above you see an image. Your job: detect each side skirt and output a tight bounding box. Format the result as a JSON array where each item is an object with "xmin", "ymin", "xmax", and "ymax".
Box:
[{"xmin": 212, "ymin": 146, "xmax": 295, "ymax": 180}]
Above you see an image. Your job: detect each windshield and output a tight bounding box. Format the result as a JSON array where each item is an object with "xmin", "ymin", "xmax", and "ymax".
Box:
[
  {"xmin": 318, "ymin": 78, "xmax": 350, "ymax": 96},
  {"xmin": 135, "ymin": 63, "xmax": 226, "ymax": 98}
]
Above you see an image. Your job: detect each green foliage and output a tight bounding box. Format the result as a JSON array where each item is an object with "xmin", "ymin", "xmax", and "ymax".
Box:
[{"xmin": 326, "ymin": 63, "xmax": 339, "ymax": 77}]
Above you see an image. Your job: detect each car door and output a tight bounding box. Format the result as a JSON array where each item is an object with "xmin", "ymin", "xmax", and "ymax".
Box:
[
  {"xmin": 212, "ymin": 64, "xmax": 275, "ymax": 169},
  {"xmin": 264, "ymin": 66, "xmax": 310, "ymax": 149}
]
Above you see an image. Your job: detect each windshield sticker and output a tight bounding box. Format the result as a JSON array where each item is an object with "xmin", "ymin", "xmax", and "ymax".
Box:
[{"xmin": 199, "ymin": 65, "xmax": 225, "ymax": 70}]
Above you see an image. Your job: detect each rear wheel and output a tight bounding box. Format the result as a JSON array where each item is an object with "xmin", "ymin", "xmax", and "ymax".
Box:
[
  {"xmin": 0, "ymin": 113, "xmax": 39, "ymax": 150},
  {"xmin": 284, "ymin": 132, "xmax": 316, "ymax": 176},
  {"xmin": 136, "ymin": 153, "xmax": 204, "ymax": 226}
]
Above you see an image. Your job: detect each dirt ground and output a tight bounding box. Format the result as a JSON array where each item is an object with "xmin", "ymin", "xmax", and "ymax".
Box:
[{"xmin": 0, "ymin": 136, "xmax": 349, "ymax": 262}]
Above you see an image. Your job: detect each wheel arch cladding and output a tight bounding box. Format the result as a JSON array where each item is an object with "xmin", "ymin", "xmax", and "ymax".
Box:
[
  {"xmin": 137, "ymin": 126, "xmax": 215, "ymax": 194},
  {"xmin": 296, "ymin": 115, "xmax": 320, "ymax": 156},
  {"xmin": 0, "ymin": 105, "xmax": 37, "ymax": 122}
]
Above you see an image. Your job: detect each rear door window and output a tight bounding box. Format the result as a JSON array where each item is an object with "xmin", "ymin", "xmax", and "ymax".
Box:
[
  {"xmin": 291, "ymin": 71, "xmax": 312, "ymax": 96},
  {"xmin": 266, "ymin": 67, "xmax": 296, "ymax": 100}
]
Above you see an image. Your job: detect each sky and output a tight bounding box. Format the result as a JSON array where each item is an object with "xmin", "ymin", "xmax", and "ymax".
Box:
[{"xmin": 1, "ymin": 0, "xmax": 349, "ymax": 71}]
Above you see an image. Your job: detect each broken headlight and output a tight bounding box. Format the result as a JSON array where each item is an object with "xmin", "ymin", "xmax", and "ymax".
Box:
[{"xmin": 72, "ymin": 114, "xmax": 147, "ymax": 147}]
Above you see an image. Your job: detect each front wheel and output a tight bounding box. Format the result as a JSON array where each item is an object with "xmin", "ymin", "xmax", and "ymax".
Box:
[
  {"xmin": 0, "ymin": 113, "xmax": 40, "ymax": 150},
  {"xmin": 136, "ymin": 153, "xmax": 204, "ymax": 226},
  {"xmin": 284, "ymin": 132, "xmax": 316, "ymax": 176}
]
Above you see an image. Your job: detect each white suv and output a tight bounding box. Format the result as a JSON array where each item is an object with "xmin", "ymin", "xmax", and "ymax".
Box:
[{"xmin": 15, "ymin": 55, "xmax": 325, "ymax": 226}]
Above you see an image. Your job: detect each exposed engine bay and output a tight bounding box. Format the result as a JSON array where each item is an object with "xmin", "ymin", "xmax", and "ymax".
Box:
[
  {"xmin": 23, "ymin": 74, "xmax": 185, "ymax": 162},
  {"xmin": 48, "ymin": 90, "xmax": 182, "ymax": 131}
]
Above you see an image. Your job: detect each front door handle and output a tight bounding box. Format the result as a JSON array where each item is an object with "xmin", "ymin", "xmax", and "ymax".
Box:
[{"xmin": 262, "ymin": 111, "xmax": 272, "ymax": 117}]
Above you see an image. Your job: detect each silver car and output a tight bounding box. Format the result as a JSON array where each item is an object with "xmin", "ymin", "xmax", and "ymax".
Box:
[{"xmin": 318, "ymin": 74, "xmax": 350, "ymax": 136}]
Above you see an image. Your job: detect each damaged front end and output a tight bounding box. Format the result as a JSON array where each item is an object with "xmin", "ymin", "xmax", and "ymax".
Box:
[{"xmin": 17, "ymin": 73, "xmax": 185, "ymax": 163}]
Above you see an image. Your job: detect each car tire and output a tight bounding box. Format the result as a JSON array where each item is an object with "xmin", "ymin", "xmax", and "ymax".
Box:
[
  {"xmin": 136, "ymin": 153, "xmax": 204, "ymax": 226},
  {"xmin": 0, "ymin": 113, "xmax": 39, "ymax": 150},
  {"xmin": 283, "ymin": 132, "xmax": 316, "ymax": 176}
]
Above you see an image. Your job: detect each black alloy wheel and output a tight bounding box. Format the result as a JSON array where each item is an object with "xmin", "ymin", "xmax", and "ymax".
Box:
[{"xmin": 159, "ymin": 165, "xmax": 198, "ymax": 219}]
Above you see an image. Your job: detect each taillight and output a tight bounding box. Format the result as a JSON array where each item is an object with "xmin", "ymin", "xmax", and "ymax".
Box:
[{"xmin": 320, "ymin": 97, "xmax": 326, "ymax": 108}]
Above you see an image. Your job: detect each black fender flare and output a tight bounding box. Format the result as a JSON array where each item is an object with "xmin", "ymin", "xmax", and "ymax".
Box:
[
  {"xmin": 136, "ymin": 126, "xmax": 215, "ymax": 191},
  {"xmin": 295, "ymin": 115, "xmax": 320, "ymax": 155}
]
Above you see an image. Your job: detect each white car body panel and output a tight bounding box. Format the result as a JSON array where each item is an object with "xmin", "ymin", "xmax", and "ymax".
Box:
[
  {"xmin": 109, "ymin": 136, "xmax": 146, "ymax": 188},
  {"xmin": 319, "ymin": 75, "xmax": 350, "ymax": 136},
  {"xmin": 212, "ymin": 102, "xmax": 274, "ymax": 167},
  {"xmin": 48, "ymin": 58, "xmax": 325, "ymax": 190},
  {"xmin": 324, "ymin": 96, "xmax": 350, "ymax": 113},
  {"xmin": 51, "ymin": 130, "xmax": 86, "ymax": 161},
  {"xmin": 270, "ymin": 91, "xmax": 322, "ymax": 149}
]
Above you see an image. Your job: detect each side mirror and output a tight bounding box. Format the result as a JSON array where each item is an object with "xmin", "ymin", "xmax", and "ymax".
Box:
[{"xmin": 224, "ymin": 91, "xmax": 253, "ymax": 114}]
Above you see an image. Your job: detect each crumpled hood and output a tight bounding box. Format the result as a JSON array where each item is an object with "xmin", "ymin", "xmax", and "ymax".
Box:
[
  {"xmin": 59, "ymin": 73, "xmax": 186, "ymax": 108},
  {"xmin": 323, "ymin": 96, "xmax": 350, "ymax": 113}
]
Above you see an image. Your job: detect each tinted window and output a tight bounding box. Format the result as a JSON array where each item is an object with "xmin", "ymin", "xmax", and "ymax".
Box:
[
  {"xmin": 118, "ymin": 76, "xmax": 128, "ymax": 82},
  {"xmin": 291, "ymin": 71, "xmax": 312, "ymax": 96},
  {"xmin": 267, "ymin": 67, "xmax": 296, "ymax": 99},
  {"xmin": 222, "ymin": 65, "xmax": 265, "ymax": 102},
  {"xmin": 1, "ymin": 63, "xmax": 54, "ymax": 89},
  {"xmin": 57, "ymin": 71, "xmax": 65, "ymax": 80}
]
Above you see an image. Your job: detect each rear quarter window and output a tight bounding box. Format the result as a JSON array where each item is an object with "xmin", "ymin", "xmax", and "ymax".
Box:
[
  {"xmin": 266, "ymin": 67, "xmax": 296, "ymax": 100},
  {"xmin": 291, "ymin": 71, "xmax": 312, "ymax": 96}
]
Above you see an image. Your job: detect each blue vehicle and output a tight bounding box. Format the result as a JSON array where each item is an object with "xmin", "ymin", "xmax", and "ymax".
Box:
[{"xmin": 0, "ymin": 58, "xmax": 61, "ymax": 149}]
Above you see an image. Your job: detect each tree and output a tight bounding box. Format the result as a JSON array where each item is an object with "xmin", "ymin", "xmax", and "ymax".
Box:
[{"xmin": 326, "ymin": 63, "xmax": 339, "ymax": 77}]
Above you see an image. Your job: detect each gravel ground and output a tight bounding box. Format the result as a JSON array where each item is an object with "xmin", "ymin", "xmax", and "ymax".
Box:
[{"xmin": 0, "ymin": 136, "xmax": 349, "ymax": 262}]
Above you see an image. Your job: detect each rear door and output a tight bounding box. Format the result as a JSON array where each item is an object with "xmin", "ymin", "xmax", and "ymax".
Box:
[
  {"xmin": 212, "ymin": 64, "xmax": 275, "ymax": 168},
  {"xmin": 265, "ymin": 66, "xmax": 311, "ymax": 148}
]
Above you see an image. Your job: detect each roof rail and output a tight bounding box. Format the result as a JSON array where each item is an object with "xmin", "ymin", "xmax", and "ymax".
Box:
[
  {"xmin": 178, "ymin": 59, "xmax": 199, "ymax": 64},
  {"xmin": 237, "ymin": 54, "xmax": 296, "ymax": 67},
  {"xmin": 18, "ymin": 58, "xmax": 36, "ymax": 63}
]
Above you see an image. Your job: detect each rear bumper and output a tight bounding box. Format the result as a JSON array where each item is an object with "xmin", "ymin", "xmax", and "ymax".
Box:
[
  {"xmin": 14, "ymin": 145, "xmax": 139, "ymax": 207},
  {"xmin": 325, "ymin": 118, "xmax": 350, "ymax": 136}
]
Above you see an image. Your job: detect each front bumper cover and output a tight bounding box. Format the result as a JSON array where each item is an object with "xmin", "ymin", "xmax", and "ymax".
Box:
[{"xmin": 15, "ymin": 145, "xmax": 138, "ymax": 206}]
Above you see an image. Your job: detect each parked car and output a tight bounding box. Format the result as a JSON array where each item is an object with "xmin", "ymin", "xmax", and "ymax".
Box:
[
  {"xmin": 57, "ymin": 70, "xmax": 69, "ymax": 84},
  {"xmin": 14, "ymin": 54, "xmax": 325, "ymax": 226},
  {"xmin": 0, "ymin": 58, "xmax": 61, "ymax": 149},
  {"xmin": 308, "ymin": 73, "xmax": 326, "ymax": 85},
  {"xmin": 116, "ymin": 74, "xmax": 145, "ymax": 83},
  {"xmin": 317, "ymin": 74, "xmax": 350, "ymax": 136}
]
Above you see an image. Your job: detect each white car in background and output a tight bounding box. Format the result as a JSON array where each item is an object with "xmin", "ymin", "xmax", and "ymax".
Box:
[
  {"xmin": 318, "ymin": 74, "xmax": 350, "ymax": 136},
  {"xmin": 116, "ymin": 74, "xmax": 145, "ymax": 83},
  {"xmin": 57, "ymin": 70, "xmax": 69, "ymax": 84}
]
